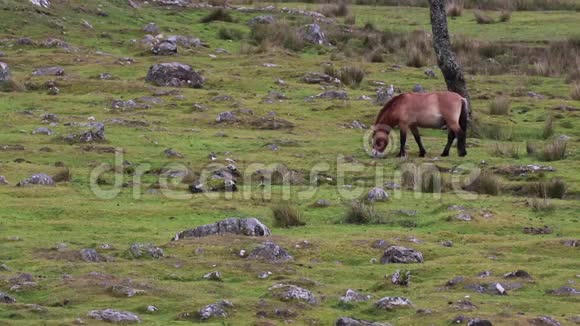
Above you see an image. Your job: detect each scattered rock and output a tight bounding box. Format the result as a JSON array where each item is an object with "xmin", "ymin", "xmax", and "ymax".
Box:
[
  {"xmin": 375, "ymin": 297, "xmax": 413, "ymax": 310},
  {"xmin": 367, "ymin": 187, "xmax": 389, "ymax": 202},
  {"xmin": 412, "ymin": 84, "xmax": 424, "ymax": 92},
  {"xmin": 0, "ymin": 176, "xmax": 8, "ymax": 185},
  {"xmin": 16, "ymin": 173, "xmax": 55, "ymax": 186},
  {"xmin": 523, "ymin": 226, "xmax": 552, "ymax": 235},
  {"xmin": 336, "ymin": 317, "xmax": 392, "ymax": 326},
  {"xmin": 452, "ymin": 300, "xmax": 478, "ymax": 311},
  {"xmin": 30, "ymin": 0, "xmax": 51, "ymax": 8},
  {"xmin": 203, "ymin": 271, "xmax": 223, "ymax": 281},
  {"xmin": 381, "ymin": 246, "xmax": 423, "ymax": 264},
  {"xmin": 87, "ymin": 309, "xmax": 140, "ymax": 323},
  {"xmin": 313, "ymin": 199, "xmax": 331, "ymax": 207},
  {"xmin": 0, "ymin": 62, "xmax": 11, "ymax": 82},
  {"xmin": 478, "ymin": 271, "xmax": 492, "ymax": 278},
  {"xmin": 303, "ymin": 72, "xmax": 335, "ymax": 84},
  {"xmin": 216, "ymin": 111, "xmax": 236, "ymax": 123},
  {"xmin": 80, "ymin": 248, "xmax": 104, "ymax": 262},
  {"xmin": 424, "ymin": 69, "xmax": 436, "ymax": 78},
  {"xmin": 198, "ymin": 300, "xmax": 233, "ymax": 321},
  {"xmin": 269, "ymin": 284, "xmax": 317, "ymax": 304},
  {"xmin": 63, "ymin": 122, "xmax": 105, "ymax": 143},
  {"xmin": 562, "ymin": 239, "xmax": 579, "ymax": 247},
  {"xmin": 529, "ymin": 316, "xmax": 562, "ymax": 326},
  {"xmin": 504, "ymin": 270, "xmax": 531, "ymax": 279},
  {"xmin": 248, "ymin": 241, "xmax": 292, "ymax": 263},
  {"xmin": 340, "ymin": 289, "xmax": 371, "ymax": 304},
  {"xmin": 495, "ymin": 164, "xmax": 555, "ymax": 176},
  {"xmin": 33, "ymin": 127, "xmax": 53, "ymax": 135},
  {"xmin": 41, "ymin": 113, "xmax": 58, "ymax": 123},
  {"xmin": 391, "ymin": 269, "xmax": 411, "ymax": 286},
  {"xmin": 258, "ymin": 271, "xmax": 272, "ymax": 279},
  {"xmin": 173, "ymin": 217, "xmax": 271, "ymax": 240},
  {"xmin": 546, "ymin": 286, "xmax": 579, "ymax": 296},
  {"xmin": 262, "ymin": 90, "xmax": 287, "ymax": 104},
  {"xmin": 249, "ymin": 15, "xmax": 275, "ymax": 25},
  {"xmin": 0, "ymin": 292, "xmax": 16, "ymax": 304},
  {"xmin": 467, "ymin": 319, "xmax": 493, "ymax": 326},
  {"xmin": 455, "ymin": 213, "xmax": 473, "ymax": 221},
  {"xmin": 375, "ymin": 85, "xmax": 395, "ymax": 105},
  {"xmin": 152, "ymin": 39, "xmax": 178, "ymax": 56},
  {"xmin": 110, "ymin": 285, "xmax": 144, "ymax": 297},
  {"xmin": 527, "ymin": 91, "xmax": 544, "ymax": 99},
  {"xmin": 309, "ymin": 90, "xmax": 348, "ymax": 100},
  {"xmin": 301, "ymin": 23, "xmax": 327, "ymax": 45},
  {"xmin": 146, "ymin": 62, "xmax": 204, "ymax": 88},
  {"xmin": 143, "ymin": 22, "xmax": 159, "ymax": 34},
  {"xmin": 163, "ymin": 148, "xmax": 184, "ymax": 158},
  {"xmin": 348, "ymin": 120, "xmax": 367, "ymax": 129},
  {"xmin": 129, "ymin": 243, "xmax": 164, "ymax": 259},
  {"xmin": 32, "ymin": 66, "xmax": 64, "ymax": 76}
]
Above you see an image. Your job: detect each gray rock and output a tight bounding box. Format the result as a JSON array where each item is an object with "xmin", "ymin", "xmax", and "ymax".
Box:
[
  {"xmin": 152, "ymin": 40, "xmax": 177, "ymax": 56},
  {"xmin": 0, "ymin": 62, "xmax": 11, "ymax": 82},
  {"xmin": 424, "ymin": 69, "xmax": 436, "ymax": 78},
  {"xmin": 0, "ymin": 176, "xmax": 7, "ymax": 185},
  {"xmin": 249, "ymin": 15, "xmax": 275, "ymax": 25},
  {"xmin": 336, "ymin": 317, "xmax": 392, "ymax": 326},
  {"xmin": 41, "ymin": 113, "xmax": 58, "ymax": 123},
  {"xmin": 340, "ymin": 289, "xmax": 371, "ymax": 304},
  {"xmin": 32, "ymin": 66, "xmax": 64, "ymax": 76},
  {"xmin": 99, "ymin": 72, "xmax": 113, "ymax": 80},
  {"xmin": 381, "ymin": 246, "xmax": 424, "ymax": 264},
  {"xmin": 216, "ymin": 111, "xmax": 236, "ymax": 123},
  {"xmin": 262, "ymin": 90, "xmax": 287, "ymax": 104},
  {"xmin": 391, "ymin": 269, "xmax": 411, "ymax": 286},
  {"xmin": 110, "ymin": 99, "xmax": 138, "ymax": 111},
  {"xmin": 146, "ymin": 62, "xmax": 204, "ymax": 88},
  {"xmin": 147, "ymin": 305, "xmax": 158, "ymax": 312},
  {"xmin": 16, "ymin": 173, "xmax": 55, "ymax": 186},
  {"xmin": 88, "ymin": 309, "xmax": 140, "ymax": 323},
  {"xmin": 64, "ymin": 122, "xmax": 105, "ymax": 143},
  {"xmin": 303, "ymin": 72, "xmax": 334, "ymax": 84},
  {"xmin": 530, "ymin": 316, "xmax": 562, "ymax": 326},
  {"xmin": 203, "ymin": 271, "xmax": 222, "ymax": 281},
  {"xmin": 367, "ymin": 187, "xmax": 389, "ymax": 202},
  {"xmin": 166, "ymin": 35, "xmax": 207, "ymax": 48},
  {"xmin": 312, "ymin": 90, "xmax": 348, "ymax": 100},
  {"xmin": 468, "ymin": 319, "xmax": 493, "ymax": 326},
  {"xmin": 314, "ymin": 199, "xmax": 331, "ymax": 207},
  {"xmin": 80, "ymin": 248, "xmax": 103, "ymax": 262},
  {"xmin": 248, "ymin": 241, "xmax": 292, "ymax": 263},
  {"xmin": 547, "ymin": 286, "xmax": 579, "ymax": 296},
  {"xmin": 129, "ymin": 243, "xmax": 164, "ymax": 259},
  {"xmin": 29, "ymin": 0, "xmax": 51, "ymax": 8},
  {"xmin": 455, "ymin": 213, "xmax": 473, "ymax": 221},
  {"xmin": 173, "ymin": 217, "xmax": 271, "ymax": 240},
  {"xmin": 375, "ymin": 85, "xmax": 395, "ymax": 106},
  {"xmin": 258, "ymin": 271, "xmax": 272, "ymax": 279},
  {"xmin": 504, "ymin": 270, "xmax": 532, "ymax": 279},
  {"xmin": 384, "ymin": 181, "xmax": 401, "ymax": 190},
  {"xmin": 349, "ymin": 120, "xmax": 367, "ymax": 129},
  {"xmin": 269, "ymin": 283, "xmax": 317, "ymax": 304},
  {"xmin": 110, "ymin": 285, "xmax": 144, "ymax": 297},
  {"xmin": 164, "ymin": 148, "xmax": 184, "ymax": 158},
  {"xmin": 198, "ymin": 300, "xmax": 233, "ymax": 320},
  {"xmin": 33, "ymin": 127, "xmax": 53, "ymax": 135},
  {"xmin": 0, "ymin": 292, "xmax": 16, "ymax": 304},
  {"xmin": 412, "ymin": 84, "xmax": 424, "ymax": 92},
  {"xmin": 562, "ymin": 239, "xmax": 579, "ymax": 247},
  {"xmin": 143, "ymin": 22, "xmax": 159, "ymax": 34},
  {"xmin": 301, "ymin": 24, "xmax": 327, "ymax": 45},
  {"xmin": 375, "ymin": 296, "xmax": 413, "ymax": 310}
]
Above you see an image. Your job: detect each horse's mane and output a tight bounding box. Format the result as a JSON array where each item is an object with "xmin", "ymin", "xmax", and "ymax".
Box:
[{"xmin": 374, "ymin": 94, "xmax": 405, "ymax": 125}]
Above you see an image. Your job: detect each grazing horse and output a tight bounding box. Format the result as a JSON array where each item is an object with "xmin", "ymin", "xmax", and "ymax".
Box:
[{"xmin": 371, "ymin": 91, "xmax": 469, "ymax": 158}]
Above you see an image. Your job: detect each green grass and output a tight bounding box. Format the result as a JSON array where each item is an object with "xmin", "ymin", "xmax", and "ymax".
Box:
[{"xmin": 0, "ymin": 1, "xmax": 579, "ymax": 325}]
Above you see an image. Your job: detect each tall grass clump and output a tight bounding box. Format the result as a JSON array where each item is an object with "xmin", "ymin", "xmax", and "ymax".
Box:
[
  {"xmin": 218, "ymin": 27, "xmax": 244, "ymax": 40},
  {"xmin": 200, "ymin": 8, "xmax": 234, "ymax": 23},
  {"xmin": 538, "ymin": 140, "xmax": 567, "ymax": 161},
  {"xmin": 324, "ymin": 65, "xmax": 365, "ymax": 87},
  {"xmin": 446, "ymin": 0, "xmax": 464, "ymax": 17},
  {"xmin": 272, "ymin": 203, "xmax": 305, "ymax": 228},
  {"xmin": 343, "ymin": 199, "xmax": 384, "ymax": 224},
  {"xmin": 542, "ymin": 115, "xmax": 554, "ymax": 139},
  {"xmin": 249, "ymin": 22, "xmax": 305, "ymax": 52},
  {"xmin": 491, "ymin": 143, "xmax": 520, "ymax": 158},
  {"xmin": 499, "ymin": 10, "xmax": 512, "ymax": 22},
  {"xmin": 530, "ymin": 178, "xmax": 567, "ymax": 199},
  {"xmin": 320, "ymin": 2, "xmax": 349, "ymax": 17},
  {"xmin": 527, "ymin": 196, "xmax": 553, "ymax": 212},
  {"xmin": 465, "ymin": 170, "xmax": 501, "ymax": 195},
  {"xmin": 489, "ymin": 96, "xmax": 510, "ymax": 115},
  {"xmin": 571, "ymin": 83, "xmax": 580, "ymax": 100},
  {"xmin": 474, "ymin": 10, "xmax": 495, "ymax": 24}
]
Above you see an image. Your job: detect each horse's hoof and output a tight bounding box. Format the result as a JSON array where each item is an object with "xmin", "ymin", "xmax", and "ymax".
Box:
[
  {"xmin": 459, "ymin": 151, "xmax": 467, "ymax": 157},
  {"xmin": 419, "ymin": 152, "xmax": 426, "ymax": 158},
  {"xmin": 441, "ymin": 152, "xmax": 449, "ymax": 157}
]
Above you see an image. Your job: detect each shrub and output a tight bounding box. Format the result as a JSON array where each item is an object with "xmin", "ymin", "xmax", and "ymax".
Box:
[
  {"xmin": 200, "ymin": 8, "xmax": 234, "ymax": 23},
  {"xmin": 446, "ymin": 0, "xmax": 464, "ymax": 17},
  {"xmin": 530, "ymin": 178, "xmax": 567, "ymax": 199},
  {"xmin": 250, "ymin": 22, "xmax": 305, "ymax": 52},
  {"xmin": 320, "ymin": 2, "xmax": 349, "ymax": 17},
  {"xmin": 527, "ymin": 197, "xmax": 553, "ymax": 212},
  {"xmin": 491, "ymin": 143, "xmax": 520, "ymax": 158},
  {"xmin": 489, "ymin": 96, "xmax": 510, "ymax": 115},
  {"xmin": 52, "ymin": 168, "xmax": 72, "ymax": 183},
  {"xmin": 571, "ymin": 83, "xmax": 580, "ymax": 100},
  {"xmin": 542, "ymin": 115, "xmax": 554, "ymax": 139},
  {"xmin": 363, "ymin": 22, "xmax": 377, "ymax": 32},
  {"xmin": 345, "ymin": 15, "xmax": 356, "ymax": 25},
  {"xmin": 466, "ymin": 170, "xmax": 501, "ymax": 196},
  {"xmin": 474, "ymin": 10, "xmax": 495, "ymax": 24},
  {"xmin": 218, "ymin": 27, "xmax": 244, "ymax": 40},
  {"xmin": 406, "ymin": 45, "xmax": 428, "ymax": 67},
  {"xmin": 340, "ymin": 66, "xmax": 365, "ymax": 87},
  {"xmin": 538, "ymin": 140, "xmax": 567, "ymax": 161},
  {"xmin": 369, "ymin": 50, "xmax": 385, "ymax": 63},
  {"xmin": 499, "ymin": 10, "xmax": 512, "ymax": 22},
  {"xmin": 474, "ymin": 121, "xmax": 514, "ymax": 141},
  {"xmin": 526, "ymin": 141, "xmax": 537, "ymax": 155},
  {"xmin": 343, "ymin": 199, "xmax": 384, "ymax": 224},
  {"xmin": 272, "ymin": 203, "xmax": 305, "ymax": 228}
]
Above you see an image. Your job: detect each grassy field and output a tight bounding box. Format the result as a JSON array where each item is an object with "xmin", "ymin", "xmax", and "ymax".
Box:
[{"xmin": 0, "ymin": 0, "xmax": 579, "ymax": 325}]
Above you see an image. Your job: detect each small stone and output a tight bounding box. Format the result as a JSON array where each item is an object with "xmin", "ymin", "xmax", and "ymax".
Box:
[
  {"xmin": 258, "ymin": 271, "xmax": 272, "ymax": 279},
  {"xmin": 203, "ymin": 271, "xmax": 223, "ymax": 281},
  {"xmin": 424, "ymin": 69, "xmax": 436, "ymax": 78},
  {"xmin": 340, "ymin": 289, "xmax": 371, "ymax": 304},
  {"xmin": 248, "ymin": 241, "xmax": 292, "ymax": 263},
  {"xmin": 33, "ymin": 127, "xmax": 53, "ymax": 135},
  {"xmin": 367, "ymin": 187, "xmax": 389, "ymax": 202},
  {"xmin": 0, "ymin": 292, "xmax": 16, "ymax": 304},
  {"xmin": 375, "ymin": 296, "xmax": 413, "ymax": 310},
  {"xmin": 381, "ymin": 246, "xmax": 424, "ymax": 264},
  {"xmin": 87, "ymin": 309, "xmax": 140, "ymax": 323},
  {"xmin": 80, "ymin": 248, "xmax": 102, "ymax": 262},
  {"xmin": 336, "ymin": 317, "xmax": 392, "ymax": 326},
  {"xmin": 456, "ymin": 213, "xmax": 473, "ymax": 221},
  {"xmin": 129, "ymin": 243, "xmax": 164, "ymax": 259},
  {"xmin": 147, "ymin": 305, "xmax": 158, "ymax": 312},
  {"xmin": 216, "ymin": 111, "xmax": 236, "ymax": 123},
  {"xmin": 391, "ymin": 269, "xmax": 411, "ymax": 286},
  {"xmin": 269, "ymin": 284, "xmax": 318, "ymax": 304},
  {"xmin": 198, "ymin": 300, "xmax": 233, "ymax": 320},
  {"xmin": 529, "ymin": 316, "xmax": 562, "ymax": 326},
  {"xmin": 441, "ymin": 240, "xmax": 453, "ymax": 247}
]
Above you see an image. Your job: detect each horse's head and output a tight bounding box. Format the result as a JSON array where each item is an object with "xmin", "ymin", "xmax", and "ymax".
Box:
[{"xmin": 371, "ymin": 125, "xmax": 390, "ymax": 157}]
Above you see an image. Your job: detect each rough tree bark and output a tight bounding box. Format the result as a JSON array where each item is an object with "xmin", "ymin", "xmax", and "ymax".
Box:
[{"xmin": 428, "ymin": 0, "xmax": 471, "ymax": 115}]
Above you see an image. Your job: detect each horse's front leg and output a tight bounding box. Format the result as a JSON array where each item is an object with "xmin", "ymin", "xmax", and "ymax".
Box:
[{"xmin": 398, "ymin": 127, "xmax": 408, "ymax": 157}]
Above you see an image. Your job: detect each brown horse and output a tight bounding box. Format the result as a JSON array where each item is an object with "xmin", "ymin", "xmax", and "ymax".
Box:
[{"xmin": 371, "ymin": 91, "xmax": 469, "ymax": 158}]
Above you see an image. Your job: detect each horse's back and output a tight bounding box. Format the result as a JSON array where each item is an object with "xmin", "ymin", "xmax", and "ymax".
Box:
[{"xmin": 398, "ymin": 91, "xmax": 463, "ymax": 128}]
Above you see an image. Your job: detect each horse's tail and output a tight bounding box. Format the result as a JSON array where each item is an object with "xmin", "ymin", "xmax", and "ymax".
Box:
[{"xmin": 460, "ymin": 97, "xmax": 469, "ymax": 133}]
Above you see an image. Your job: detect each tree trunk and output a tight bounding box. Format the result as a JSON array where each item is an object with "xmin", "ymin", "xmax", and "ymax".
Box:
[{"xmin": 428, "ymin": 0, "xmax": 471, "ymax": 115}]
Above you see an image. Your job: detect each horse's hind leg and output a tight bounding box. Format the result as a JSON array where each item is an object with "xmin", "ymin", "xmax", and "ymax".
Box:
[
  {"xmin": 410, "ymin": 126, "xmax": 426, "ymax": 157},
  {"xmin": 457, "ymin": 129, "xmax": 467, "ymax": 157},
  {"xmin": 441, "ymin": 130, "xmax": 455, "ymax": 157}
]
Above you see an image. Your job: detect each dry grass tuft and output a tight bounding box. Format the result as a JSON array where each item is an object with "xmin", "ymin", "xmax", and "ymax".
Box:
[
  {"xmin": 446, "ymin": 0, "xmax": 464, "ymax": 17},
  {"xmin": 272, "ymin": 203, "xmax": 305, "ymax": 228},
  {"xmin": 489, "ymin": 96, "xmax": 510, "ymax": 115},
  {"xmin": 474, "ymin": 10, "xmax": 495, "ymax": 24}
]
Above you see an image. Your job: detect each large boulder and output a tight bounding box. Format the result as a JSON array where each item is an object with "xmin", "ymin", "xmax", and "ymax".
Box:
[
  {"xmin": 380, "ymin": 246, "xmax": 424, "ymax": 264},
  {"xmin": 87, "ymin": 309, "xmax": 140, "ymax": 323},
  {"xmin": 146, "ymin": 62, "xmax": 204, "ymax": 88},
  {"xmin": 300, "ymin": 24, "xmax": 327, "ymax": 45},
  {"xmin": 30, "ymin": 0, "xmax": 50, "ymax": 8},
  {"xmin": 173, "ymin": 217, "xmax": 271, "ymax": 240},
  {"xmin": 367, "ymin": 187, "xmax": 389, "ymax": 202},
  {"xmin": 16, "ymin": 173, "xmax": 55, "ymax": 187},
  {"xmin": 0, "ymin": 62, "xmax": 11, "ymax": 82},
  {"xmin": 336, "ymin": 317, "xmax": 392, "ymax": 326},
  {"xmin": 247, "ymin": 241, "xmax": 293, "ymax": 263},
  {"xmin": 63, "ymin": 122, "xmax": 105, "ymax": 143}
]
